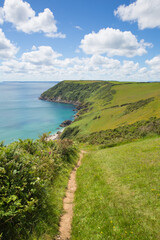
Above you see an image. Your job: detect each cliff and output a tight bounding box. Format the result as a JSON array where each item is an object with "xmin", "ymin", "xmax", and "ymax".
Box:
[
  {"xmin": 39, "ymin": 80, "xmax": 108, "ymax": 105},
  {"xmin": 40, "ymin": 80, "xmax": 160, "ymax": 142}
]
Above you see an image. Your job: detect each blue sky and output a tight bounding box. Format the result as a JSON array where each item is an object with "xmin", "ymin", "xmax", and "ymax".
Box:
[{"xmin": 0, "ymin": 0, "xmax": 160, "ymax": 81}]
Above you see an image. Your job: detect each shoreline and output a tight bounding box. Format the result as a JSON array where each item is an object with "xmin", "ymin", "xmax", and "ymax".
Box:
[
  {"xmin": 39, "ymin": 98, "xmax": 79, "ymax": 141},
  {"xmin": 47, "ymin": 128, "xmax": 65, "ymax": 141},
  {"xmin": 39, "ymin": 96, "xmax": 80, "ymax": 106},
  {"xmin": 39, "ymin": 96, "xmax": 80, "ymax": 142}
]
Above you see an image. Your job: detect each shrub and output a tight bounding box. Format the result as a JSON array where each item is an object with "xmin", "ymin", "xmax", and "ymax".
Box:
[
  {"xmin": 0, "ymin": 137, "xmax": 78, "ymax": 240},
  {"xmin": 124, "ymin": 97, "xmax": 154, "ymax": 115},
  {"xmin": 78, "ymin": 117, "xmax": 160, "ymax": 146}
]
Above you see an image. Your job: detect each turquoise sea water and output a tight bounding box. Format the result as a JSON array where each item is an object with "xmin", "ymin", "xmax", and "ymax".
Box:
[{"xmin": 0, "ymin": 81, "xmax": 75, "ymax": 144}]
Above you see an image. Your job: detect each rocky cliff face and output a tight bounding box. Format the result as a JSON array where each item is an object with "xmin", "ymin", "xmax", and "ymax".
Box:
[
  {"xmin": 60, "ymin": 120, "xmax": 72, "ymax": 127},
  {"xmin": 39, "ymin": 95, "xmax": 80, "ymax": 105}
]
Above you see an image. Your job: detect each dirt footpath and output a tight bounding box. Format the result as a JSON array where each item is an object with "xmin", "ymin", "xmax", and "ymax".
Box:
[{"xmin": 56, "ymin": 151, "xmax": 86, "ymax": 240}]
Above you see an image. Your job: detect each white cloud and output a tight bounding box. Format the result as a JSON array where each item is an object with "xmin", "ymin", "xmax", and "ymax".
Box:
[
  {"xmin": 0, "ymin": 8, "xmax": 4, "ymax": 24},
  {"xmin": 115, "ymin": 0, "xmax": 160, "ymax": 29},
  {"xmin": 1, "ymin": 45, "xmax": 160, "ymax": 82},
  {"xmin": 0, "ymin": 28, "xmax": 18, "ymax": 59},
  {"xmin": 0, "ymin": 45, "xmax": 143, "ymax": 81},
  {"xmin": 138, "ymin": 67, "xmax": 147, "ymax": 74},
  {"xmin": 146, "ymin": 55, "xmax": 160, "ymax": 72},
  {"xmin": 75, "ymin": 26, "xmax": 82, "ymax": 30},
  {"xmin": 45, "ymin": 32, "xmax": 66, "ymax": 39},
  {"xmin": 21, "ymin": 46, "xmax": 62, "ymax": 65},
  {"xmin": 89, "ymin": 55, "xmax": 120, "ymax": 69},
  {"xmin": 1, "ymin": 0, "xmax": 65, "ymax": 38},
  {"xmin": 80, "ymin": 28, "xmax": 151, "ymax": 57}
]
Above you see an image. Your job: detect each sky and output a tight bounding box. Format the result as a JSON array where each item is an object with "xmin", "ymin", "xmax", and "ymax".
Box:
[{"xmin": 0, "ymin": 0, "xmax": 160, "ymax": 82}]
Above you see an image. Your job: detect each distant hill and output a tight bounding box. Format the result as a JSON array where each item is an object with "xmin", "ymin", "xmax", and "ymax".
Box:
[{"xmin": 40, "ymin": 80, "xmax": 160, "ymax": 144}]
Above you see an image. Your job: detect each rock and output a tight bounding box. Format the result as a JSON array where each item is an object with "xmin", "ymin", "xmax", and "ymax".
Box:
[{"xmin": 60, "ymin": 120, "xmax": 72, "ymax": 127}]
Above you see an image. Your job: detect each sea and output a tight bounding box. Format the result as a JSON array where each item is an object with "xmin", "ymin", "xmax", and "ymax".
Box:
[{"xmin": 0, "ymin": 81, "xmax": 75, "ymax": 145}]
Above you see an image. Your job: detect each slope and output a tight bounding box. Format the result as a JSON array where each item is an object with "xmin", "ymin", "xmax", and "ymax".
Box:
[
  {"xmin": 40, "ymin": 80, "xmax": 160, "ymax": 141},
  {"xmin": 72, "ymin": 137, "xmax": 160, "ymax": 240}
]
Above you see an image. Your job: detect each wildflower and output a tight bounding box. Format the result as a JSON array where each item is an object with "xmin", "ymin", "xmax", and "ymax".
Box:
[{"xmin": 49, "ymin": 152, "xmax": 51, "ymax": 155}]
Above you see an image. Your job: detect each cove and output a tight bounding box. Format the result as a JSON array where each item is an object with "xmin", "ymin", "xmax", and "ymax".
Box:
[{"xmin": 0, "ymin": 81, "xmax": 75, "ymax": 144}]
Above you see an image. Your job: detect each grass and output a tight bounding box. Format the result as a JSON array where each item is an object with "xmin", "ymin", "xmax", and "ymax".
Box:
[
  {"xmin": 40, "ymin": 81, "xmax": 160, "ymax": 239},
  {"xmin": 57, "ymin": 81, "xmax": 160, "ymax": 138},
  {"xmin": 31, "ymin": 165, "xmax": 76, "ymax": 240},
  {"xmin": 71, "ymin": 137, "xmax": 160, "ymax": 240},
  {"xmin": 77, "ymin": 117, "xmax": 160, "ymax": 146},
  {"xmin": 41, "ymin": 80, "xmax": 160, "ymax": 139},
  {"xmin": 30, "ymin": 154, "xmax": 80, "ymax": 240}
]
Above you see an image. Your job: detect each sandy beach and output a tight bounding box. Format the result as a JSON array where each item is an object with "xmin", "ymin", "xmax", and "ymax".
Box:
[{"xmin": 47, "ymin": 128, "xmax": 64, "ymax": 141}]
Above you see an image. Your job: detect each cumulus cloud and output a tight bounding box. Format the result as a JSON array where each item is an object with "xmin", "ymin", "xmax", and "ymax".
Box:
[
  {"xmin": 0, "ymin": 28, "xmax": 18, "ymax": 59},
  {"xmin": 1, "ymin": 44, "xmax": 160, "ymax": 82},
  {"xmin": 21, "ymin": 46, "xmax": 62, "ymax": 65},
  {"xmin": 115, "ymin": 0, "xmax": 160, "ymax": 29},
  {"xmin": 146, "ymin": 55, "xmax": 160, "ymax": 72},
  {"xmin": 80, "ymin": 28, "xmax": 151, "ymax": 57},
  {"xmin": 0, "ymin": 44, "xmax": 145, "ymax": 81},
  {"xmin": 138, "ymin": 67, "xmax": 147, "ymax": 74},
  {"xmin": 1, "ymin": 0, "xmax": 65, "ymax": 38}
]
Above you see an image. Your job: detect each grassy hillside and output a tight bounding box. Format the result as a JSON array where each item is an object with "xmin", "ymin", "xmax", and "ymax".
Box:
[
  {"xmin": 39, "ymin": 80, "xmax": 160, "ymax": 240},
  {"xmin": 72, "ymin": 137, "xmax": 160, "ymax": 240},
  {"xmin": 40, "ymin": 80, "xmax": 108, "ymax": 103},
  {"xmin": 1, "ymin": 80, "xmax": 160, "ymax": 240},
  {"xmin": 40, "ymin": 80, "xmax": 160, "ymax": 141}
]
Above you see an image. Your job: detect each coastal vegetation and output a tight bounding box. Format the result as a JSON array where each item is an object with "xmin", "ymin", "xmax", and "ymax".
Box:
[
  {"xmin": 40, "ymin": 80, "xmax": 108, "ymax": 104},
  {"xmin": 0, "ymin": 136, "xmax": 78, "ymax": 240},
  {"xmin": 40, "ymin": 80, "xmax": 160, "ymax": 239},
  {"xmin": 1, "ymin": 80, "xmax": 160, "ymax": 239},
  {"xmin": 41, "ymin": 80, "xmax": 160, "ymax": 141}
]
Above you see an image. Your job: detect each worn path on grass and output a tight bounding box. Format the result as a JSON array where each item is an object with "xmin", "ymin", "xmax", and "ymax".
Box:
[{"xmin": 56, "ymin": 150, "xmax": 86, "ymax": 240}]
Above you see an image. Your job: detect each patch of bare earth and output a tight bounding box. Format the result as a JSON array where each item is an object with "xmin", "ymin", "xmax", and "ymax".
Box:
[{"xmin": 56, "ymin": 150, "xmax": 86, "ymax": 240}]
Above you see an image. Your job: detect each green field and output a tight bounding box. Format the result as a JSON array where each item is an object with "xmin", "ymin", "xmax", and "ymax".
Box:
[
  {"xmin": 70, "ymin": 82, "xmax": 160, "ymax": 136},
  {"xmin": 41, "ymin": 80, "xmax": 160, "ymax": 140},
  {"xmin": 72, "ymin": 137, "xmax": 160, "ymax": 240}
]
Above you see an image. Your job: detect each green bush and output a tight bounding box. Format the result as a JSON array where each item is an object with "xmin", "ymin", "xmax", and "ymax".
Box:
[
  {"xmin": 78, "ymin": 117, "xmax": 160, "ymax": 146},
  {"xmin": 0, "ymin": 136, "xmax": 78, "ymax": 240},
  {"xmin": 124, "ymin": 97, "xmax": 154, "ymax": 115},
  {"xmin": 61, "ymin": 126, "xmax": 80, "ymax": 139}
]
